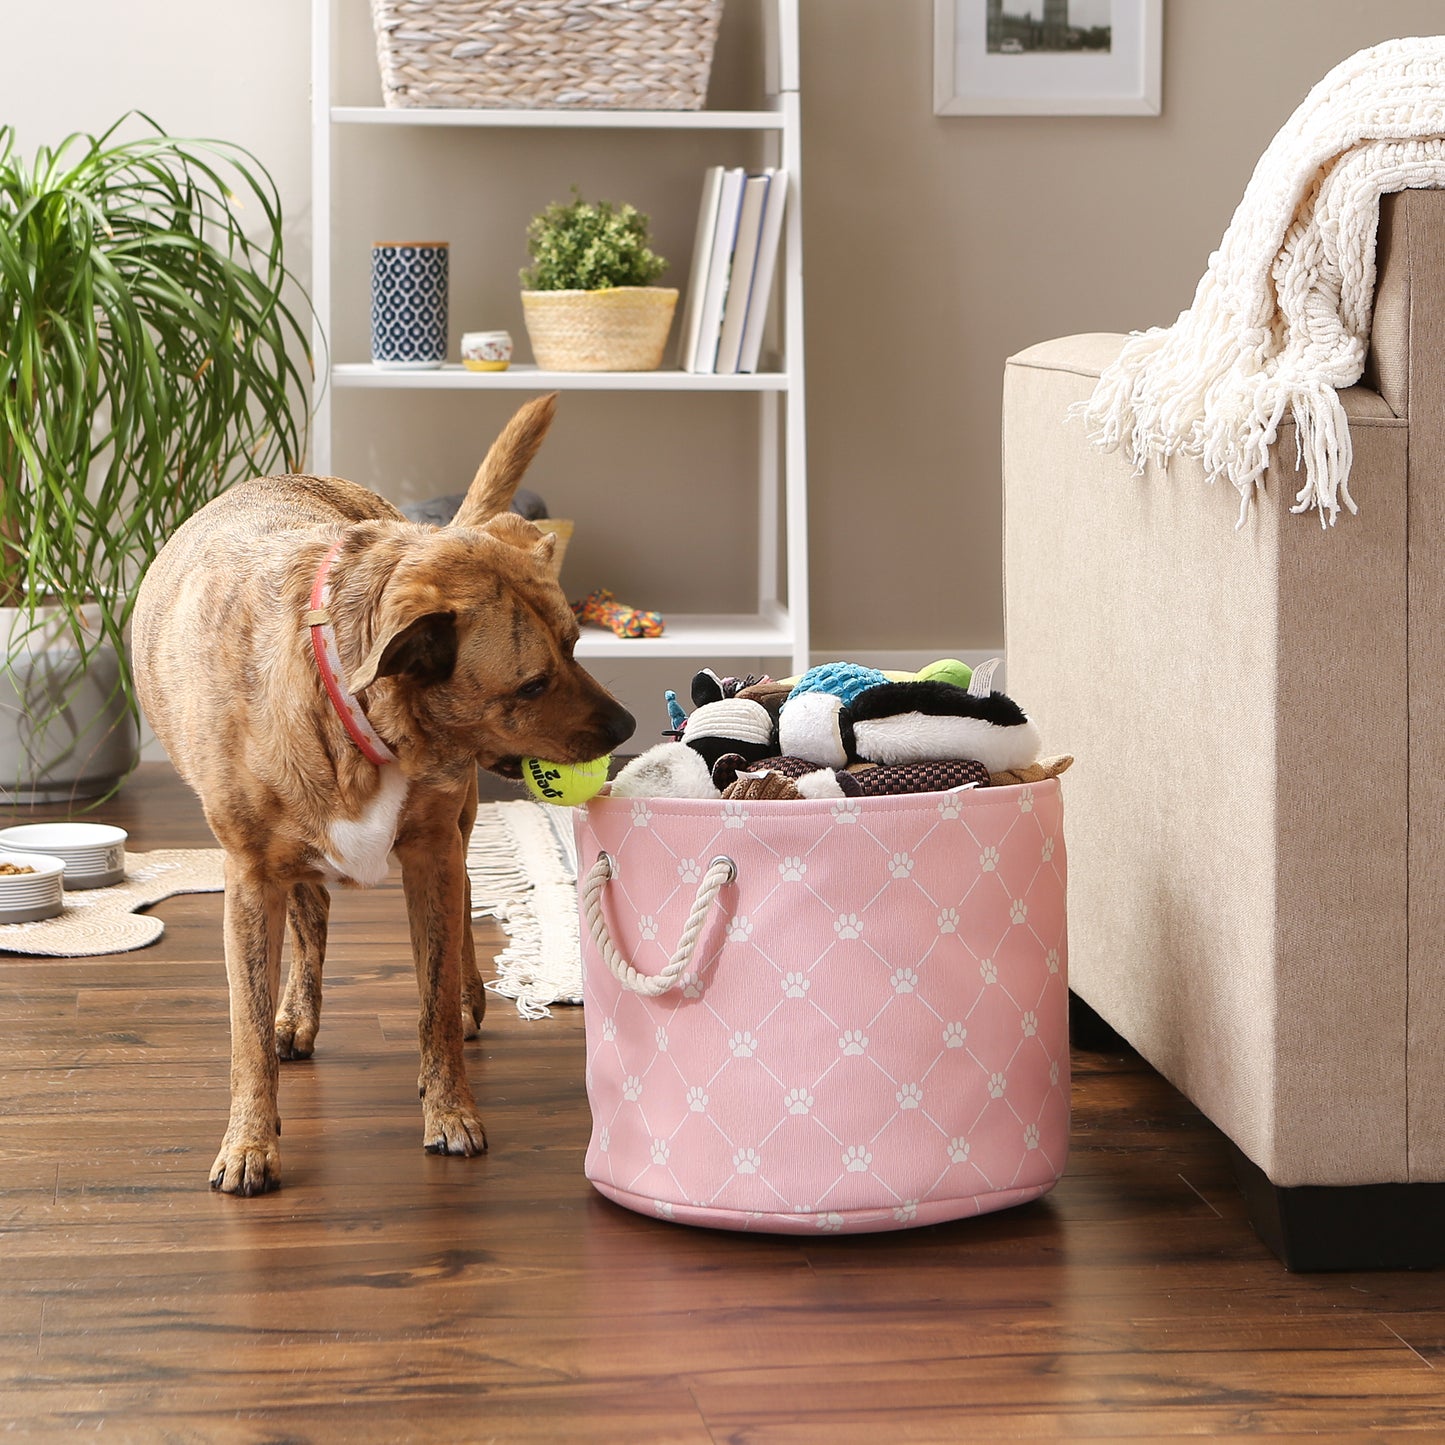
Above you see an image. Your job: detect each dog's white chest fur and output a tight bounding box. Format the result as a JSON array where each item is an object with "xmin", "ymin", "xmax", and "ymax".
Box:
[{"xmin": 323, "ymin": 767, "xmax": 409, "ymax": 886}]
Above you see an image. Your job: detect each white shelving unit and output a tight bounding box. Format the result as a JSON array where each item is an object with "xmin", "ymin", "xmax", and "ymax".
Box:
[{"xmin": 310, "ymin": 0, "xmax": 808, "ymax": 673}]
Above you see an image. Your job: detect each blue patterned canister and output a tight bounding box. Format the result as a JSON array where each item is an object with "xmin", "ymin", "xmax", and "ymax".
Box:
[{"xmin": 370, "ymin": 241, "xmax": 449, "ymax": 368}]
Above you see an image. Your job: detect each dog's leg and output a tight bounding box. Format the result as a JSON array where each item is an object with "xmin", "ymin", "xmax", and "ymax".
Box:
[
  {"xmin": 212, "ymin": 859, "xmax": 286, "ymax": 1195},
  {"xmin": 275, "ymin": 881, "xmax": 331, "ymax": 1060},
  {"xmin": 458, "ymin": 771, "xmax": 486, "ymax": 1041},
  {"xmin": 398, "ymin": 826, "xmax": 488, "ymax": 1156}
]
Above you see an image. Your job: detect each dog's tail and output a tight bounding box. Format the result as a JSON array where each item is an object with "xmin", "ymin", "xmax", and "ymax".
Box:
[{"xmin": 451, "ymin": 393, "xmax": 559, "ymax": 529}]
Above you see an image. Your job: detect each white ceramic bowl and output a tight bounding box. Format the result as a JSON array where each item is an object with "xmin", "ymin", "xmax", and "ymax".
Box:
[
  {"xmin": 0, "ymin": 823, "xmax": 127, "ymax": 889},
  {"xmin": 0, "ymin": 850, "xmax": 66, "ymax": 922}
]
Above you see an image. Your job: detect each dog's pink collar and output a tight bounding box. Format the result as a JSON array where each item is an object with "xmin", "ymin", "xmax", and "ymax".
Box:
[{"xmin": 306, "ymin": 541, "xmax": 398, "ymax": 767}]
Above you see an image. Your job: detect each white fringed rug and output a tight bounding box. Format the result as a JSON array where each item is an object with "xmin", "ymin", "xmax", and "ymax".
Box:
[
  {"xmin": 0, "ymin": 849, "xmax": 225, "ymax": 956},
  {"xmin": 468, "ymin": 801, "xmax": 581, "ymax": 1019}
]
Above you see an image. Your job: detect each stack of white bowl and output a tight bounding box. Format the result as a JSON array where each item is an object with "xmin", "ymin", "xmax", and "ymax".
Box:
[
  {"xmin": 0, "ymin": 850, "xmax": 67, "ymax": 923},
  {"xmin": 0, "ymin": 823, "xmax": 128, "ymax": 890}
]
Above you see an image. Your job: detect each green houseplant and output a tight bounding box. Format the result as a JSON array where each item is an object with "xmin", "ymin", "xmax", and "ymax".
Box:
[
  {"xmin": 519, "ymin": 191, "xmax": 677, "ymax": 372},
  {"xmin": 0, "ymin": 114, "xmax": 311, "ymax": 802}
]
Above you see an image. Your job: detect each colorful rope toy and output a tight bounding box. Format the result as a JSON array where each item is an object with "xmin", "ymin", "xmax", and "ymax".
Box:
[{"xmin": 571, "ymin": 587, "xmax": 665, "ymax": 639}]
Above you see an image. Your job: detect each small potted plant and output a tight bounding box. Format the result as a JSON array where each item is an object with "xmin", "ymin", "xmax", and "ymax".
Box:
[
  {"xmin": 0, "ymin": 114, "xmax": 311, "ymax": 802},
  {"xmin": 519, "ymin": 190, "xmax": 677, "ymax": 371}
]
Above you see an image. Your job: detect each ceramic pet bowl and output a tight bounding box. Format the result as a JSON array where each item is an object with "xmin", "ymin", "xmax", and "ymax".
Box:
[
  {"xmin": 0, "ymin": 850, "xmax": 66, "ymax": 923},
  {"xmin": 0, "ymin": 822, "xmax": 127, "ymax": 889}
]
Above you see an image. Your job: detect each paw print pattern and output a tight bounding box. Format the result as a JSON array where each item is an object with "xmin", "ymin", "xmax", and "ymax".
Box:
[
  {"xmin": 687, "ymin": 1086, "xmax": 709, "ymax": 1112},
  {"xmin": 948, "ymin": 1137, "xmax": 971, "ymax": 1164},
  {"xmin": 816, "ymin": 1212, "xmax": 845, "ymax": 1232},
  {"xmin": 896, "ymin": 1083, "xmax": 923, "ymax": 1110},
  {"xmin": 891, "ymin": 968, "xmax": 919, "ymax": 994},
  {"xmin": 1049, "ymin": 1060, "xmax": 1061, "ymax": 1088},
  {"xmin": 598, "ymin": 1126, "xmax": 611, "ymax": 1153},
  {"xmin": 1023, "ymin": 1123, "xmax": 1040, "ymax": 1150},
  {"xmin": 1010, "ymin": 899, "xmax": 1028, "ymax": 925},
  {"xmin": 979, "ymin": 845, "xmax": 1000, "ymax": 873},
  {"xmin": 601, "ymin": 1017, "xmax": 617, "ymax": 1043},
  {"xmin": 834, "ymin": 913, "xmax": 864, "ymax": 941},
  {"xmin": 785, "ymin": 1088, "xmax": 813, "ymax": 1115},
  {"xmin": 638, "ymin": 915, "xmax": 659, "ymax": 942},
  {"xmin": 726, "ymin": 915, "xmax": 754, "ymax": 943},
  {"xmin": 622, "ymin": 1075, "xmax": 643, "ymax": 1102},
  {"xmin": 630, "ymin": 801, "xmax": 653, "ymax": 827},
  {"xmin": 943, "ymin": 1022, "xmax": 968, "ymax": 1048},
  {"xmin": 1019, "ymin": 787, "xmax": 1035, "ymax": 813},
  {"xmin": 937, "ymin": 795, "xmax": 963, "ymax": 819},
  {"xmin": 843, "ymin": 1145, "xmax": 873, "ymax": 1173},
  {"xmin": 655, "ymin": 1026, "xmax": 670, "ymax": 1052},
  {"xmin": 831, "ymin": 799, "xmax": 861, "ymax": 824},
  {"xmin": 782, "ymin": 971, "xmax": 811, "ymax": 999},
  {"xmin": 653, "ymin": 1199, "xmax": 674, "ymax": 1219},
  {"xmin": 988, "ymin": 1072, "xmax": 1007, "ymax": 1098},
  {"xmin": 779, "ymin": 856, "xmax": 807, "ymax": 882},
  {"xmin": 890, "ymin": 851, "xmax": 914, "ymax": 879},
  {"xmin": 677, "ymin": 858, "xmax": 702, "ymax": 884},
  {"xmin": 1046, "ymin": 948, "xmax": 1061, "ymax": 976},
  {"xmin": 1021, "ymin": 1011, "xmax": 1038, "ymax": 1037},
  {"xmin": 734, "ymin": 1147, "xmax": 761, "ymax": 1175},
  {"xmin": 651, "ymin": 1138, "xmax": 671, "ymax": 1165},
  {"xmin": 729, "ymin": 1031, "xmax": 758, "ymax": 1058},
  {"xmin": 937, "ymin": 907, "xmax": 959, "ymax": 935},
  {"xmin": 1042, "ymin": 836, "xmax": 1055, "ymax": 863},
  {"xmin": 979, "ymin": 958, "xmax": 998, "ymax": 985},
  {"xmin": 722, "ymin": 800, "xmax": 750, "ymax": 829},
  {"xmin": 682, "ymin": 978, "xmax": 704, "ymax": 999},
  {"xmin": 894, "ymin": 1200, "xmax": 919, "ymax": 1223},
  {"xmin": 839, "ymin": 1030, "xmax": 869, "ymax": 1056}
]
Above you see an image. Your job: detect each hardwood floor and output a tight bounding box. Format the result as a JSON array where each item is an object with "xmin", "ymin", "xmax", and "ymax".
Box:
[{"xmin": 3, "ymin": 765, "xmax": 1444, "ymax": 1441}]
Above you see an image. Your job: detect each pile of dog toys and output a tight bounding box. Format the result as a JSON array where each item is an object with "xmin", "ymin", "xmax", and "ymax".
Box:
[{"xmin": 607, "ymin": 658, "xmax": 1072, "ymax": 801}]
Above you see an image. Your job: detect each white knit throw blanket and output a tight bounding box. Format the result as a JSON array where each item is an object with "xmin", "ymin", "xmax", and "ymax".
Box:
[{"xmin": 1079, "ymin": 37, "xmax": 1445, "ymax": 526}]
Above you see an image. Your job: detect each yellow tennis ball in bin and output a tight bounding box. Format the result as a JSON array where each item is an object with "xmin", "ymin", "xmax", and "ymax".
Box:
[{"xmin": 521, "ymin": 755, "xmax": 610, "ymax": 806}]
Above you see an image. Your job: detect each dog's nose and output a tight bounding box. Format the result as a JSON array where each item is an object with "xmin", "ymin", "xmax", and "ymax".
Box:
[{"xmin": 603, "ymin": 701, "xmax": 636, "ymax": 752}]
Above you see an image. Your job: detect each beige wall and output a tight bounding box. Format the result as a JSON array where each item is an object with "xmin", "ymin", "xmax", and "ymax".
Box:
[{"xmin": 10, "ymin": 0, "xmax": 1445, "ymax": 667}]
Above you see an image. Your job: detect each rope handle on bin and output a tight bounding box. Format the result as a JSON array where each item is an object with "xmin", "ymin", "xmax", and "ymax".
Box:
[{"xmin": 581, "ymin": 851, "xmax": 736, "ymax": 996}]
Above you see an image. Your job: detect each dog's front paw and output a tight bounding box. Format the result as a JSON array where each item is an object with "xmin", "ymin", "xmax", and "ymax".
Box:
[
  {"xmin": 210, "ymin": 1125, "xmax": 282, "ymax": 1195},
  {"xmin": 274, "ymin": 1007, "xmax": 317, "ymax": 1061},
  {"xmin": 421, "ymin": 1094, "xmax": 488, "ymax": 1156}
]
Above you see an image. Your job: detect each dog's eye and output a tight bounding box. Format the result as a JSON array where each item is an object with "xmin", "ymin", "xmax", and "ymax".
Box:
[{"xmin": 516, "ymin": 676, "xmax": 550, "ymax": 700}]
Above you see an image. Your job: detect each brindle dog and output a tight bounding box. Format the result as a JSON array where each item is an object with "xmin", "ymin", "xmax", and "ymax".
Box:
[{"xmin": 132, "ymin": 395, "xmax": 633, "ymax": 1194}]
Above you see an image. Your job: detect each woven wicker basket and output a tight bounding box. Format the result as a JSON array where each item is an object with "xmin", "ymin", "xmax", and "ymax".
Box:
[
  {"xmin": 371, "ymin": 0, "xmax": 724, "ymax": 111},
  {"xmin": 534, "ymin": 517, "xmax": 573, "ymax": 577},
  {"xmin": 521, "ymin": 287, "xmax": 678, "ymax": 372}
]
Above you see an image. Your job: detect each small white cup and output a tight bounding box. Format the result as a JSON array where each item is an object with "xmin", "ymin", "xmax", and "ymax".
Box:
[{"xmin": 461, "ymin": 330, "xmax": 513, "ymax": 372}]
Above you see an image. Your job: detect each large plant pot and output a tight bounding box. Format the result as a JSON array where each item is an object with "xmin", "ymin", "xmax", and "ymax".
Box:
[
  {"xmin": 0, "ymin": 603, "xmax": 138, "ymax": 805},
  {"xmin": 521, "ymin": 287, "xmax": 678, "ymax": 371}
]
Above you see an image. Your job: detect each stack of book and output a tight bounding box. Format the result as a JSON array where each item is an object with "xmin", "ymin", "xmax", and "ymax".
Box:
[{"xmin": 676, "ymin": 165, "xmax": 789, "ymax": 375}]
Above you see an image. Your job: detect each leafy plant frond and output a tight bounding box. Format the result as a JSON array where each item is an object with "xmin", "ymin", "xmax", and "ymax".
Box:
[{"xmin": 0, "ymin": 111, "xmax": 315, "ymax": 798}]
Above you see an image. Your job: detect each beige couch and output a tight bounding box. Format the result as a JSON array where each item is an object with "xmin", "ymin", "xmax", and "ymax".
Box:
[{"xmin": 1002, "ymin": 189, "xmax": 1445, "ymax": 1270}]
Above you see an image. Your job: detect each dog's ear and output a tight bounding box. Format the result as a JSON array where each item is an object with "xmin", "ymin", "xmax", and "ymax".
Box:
[
  {"xmin": 482, "ymin": 511, "xmax": 558, "ymax": 569},
  {"xmin": 349, "ymin": 611, "xmax": 458, "ymax": 694},
  {"xmin": 451, "ymin": 393, "xmax": 558, "ymax": 529}
]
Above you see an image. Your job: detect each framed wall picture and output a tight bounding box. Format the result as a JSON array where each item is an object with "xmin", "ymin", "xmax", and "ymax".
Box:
[{"xmin": 934, "ymin": 0, "xmax": 1162, "ymax": 116}]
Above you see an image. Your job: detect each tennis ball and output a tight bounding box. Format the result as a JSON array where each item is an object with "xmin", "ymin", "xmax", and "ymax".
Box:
[{"xmin": 521, "ymin": 755, "xmax": 610, "ymax": 806}]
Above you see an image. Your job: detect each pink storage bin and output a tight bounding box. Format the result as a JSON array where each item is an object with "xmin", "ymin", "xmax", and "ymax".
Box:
[{"xmin": 575, "ymin": 780, "xmax": 1069, "ymax": 1234}]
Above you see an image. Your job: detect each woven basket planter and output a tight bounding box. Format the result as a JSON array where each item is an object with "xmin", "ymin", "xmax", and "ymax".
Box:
[
  {"xmin": 371, "ymin": 0, "xmax": 724, "ymax": 111},
  {"xmin": 522, "ymin": 287, "xmax": 678, "ymax": 371}
]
